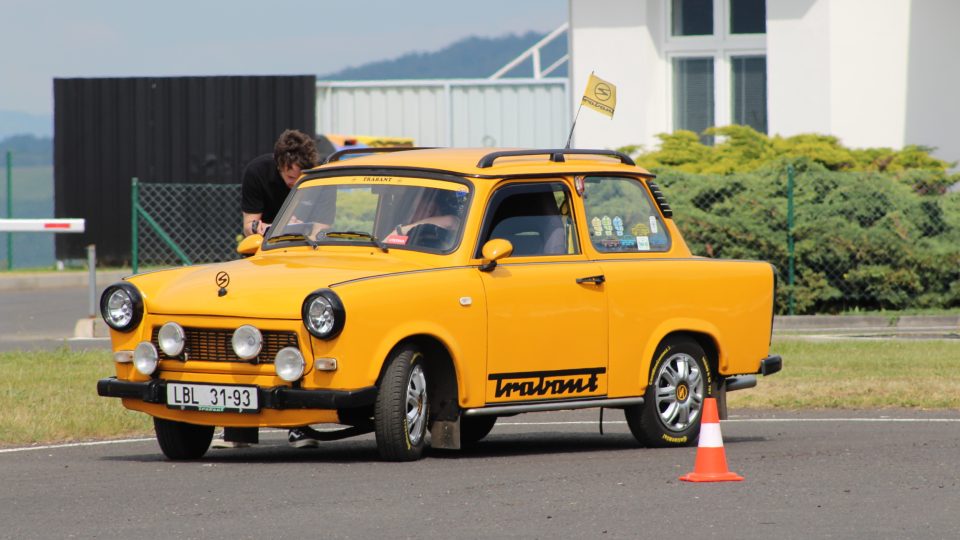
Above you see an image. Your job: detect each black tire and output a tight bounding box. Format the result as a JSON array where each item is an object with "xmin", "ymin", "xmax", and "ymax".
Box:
[
  {"xmin": 154, "ymin": 417, "xmax": 214, "ymax": 460},
  {"xmin": 460, "ymin": 416, "xmax": 497, "ymax": 445},
  {"xmin": 625, "ymin": 337, "xmax": 713, "ymax": 448},
  {"xmin": 375, "ymin": 345, "xmax": 429, "ymax": 461}
]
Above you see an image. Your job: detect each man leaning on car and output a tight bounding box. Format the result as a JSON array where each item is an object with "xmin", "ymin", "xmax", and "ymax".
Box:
[{"xmin": 214, "ymin": 130, "xmax": 322, "ymax": 449}]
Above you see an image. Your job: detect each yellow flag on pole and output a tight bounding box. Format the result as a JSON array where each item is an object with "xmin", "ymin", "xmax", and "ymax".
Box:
[{"xmin": 581, "ymin": 72, "xmax": 616, "ymax": 118}]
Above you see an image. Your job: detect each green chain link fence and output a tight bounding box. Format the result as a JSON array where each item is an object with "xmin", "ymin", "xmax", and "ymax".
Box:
[
  {"xmin": 657, "ymin": 161, "xmax": 960, "ymax": 314},
  {"xmin": 132, "ymin": 179, "xmax": 241, "ymax": 272}
]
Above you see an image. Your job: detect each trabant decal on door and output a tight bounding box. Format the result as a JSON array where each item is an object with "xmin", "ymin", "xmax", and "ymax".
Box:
[{"xmin": 488, "ymin": 368, "xmax": 606, "ymax": 401}]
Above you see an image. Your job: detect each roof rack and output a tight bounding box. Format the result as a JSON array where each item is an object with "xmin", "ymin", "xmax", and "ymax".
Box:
[
  {"xmin": 476, "ymin": 149, "xmax": 636, "ymax": 169},
  {"xmin": 321, "ymin": 146, "xmax": 435, "ymax": 165}
]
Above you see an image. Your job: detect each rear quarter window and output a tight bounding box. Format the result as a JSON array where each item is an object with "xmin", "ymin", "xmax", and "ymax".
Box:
[{"xmin": 582, "ymin": 176, "xmax": 671, "ymax": 253}]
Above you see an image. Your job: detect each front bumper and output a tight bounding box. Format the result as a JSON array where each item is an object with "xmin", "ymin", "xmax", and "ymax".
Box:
[{"xmin": 96, "ymin": 377, "xmax": 377, "ymax": 410}]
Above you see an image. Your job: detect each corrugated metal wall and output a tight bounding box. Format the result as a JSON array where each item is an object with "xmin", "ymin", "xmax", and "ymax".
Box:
[
  {"xmin": 316, "ymin": 79, "xmax": 569, "ymax": 147},
  {"xmin": 54, "ymin": 76, "xmax": 315, "ymax": 264}
]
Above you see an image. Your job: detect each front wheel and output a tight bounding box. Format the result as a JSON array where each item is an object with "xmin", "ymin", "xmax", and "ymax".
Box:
[
  {"xmin": 625, "ymin": 337, "xmax": 712, "ymax": 447},
  {"xmin": 154, "ymin": 418, "xmax": 214, "ymax": 460},
  {"xmin": 375, "ymin": 345, "xmax": 429, "ymax": 461}
]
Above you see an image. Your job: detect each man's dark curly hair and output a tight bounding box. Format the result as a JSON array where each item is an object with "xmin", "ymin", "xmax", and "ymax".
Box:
[{"xmin": 274, "ymin": 129, "xmax": 319, "ymax": 170}]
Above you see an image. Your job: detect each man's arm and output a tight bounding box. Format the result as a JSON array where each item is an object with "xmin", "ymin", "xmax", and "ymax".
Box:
[{"xmin": 243, "ymin": 212, "xmax": 266, "ymax": 236}]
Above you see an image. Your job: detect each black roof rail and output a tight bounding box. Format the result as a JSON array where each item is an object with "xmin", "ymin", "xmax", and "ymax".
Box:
[
  {"xmin": 320, "ymin": 146, "xmax": 435, "ymax": 165},
  {"xmin": 476, "ymin": 149, "xmax": 636, "ymax": 169}
]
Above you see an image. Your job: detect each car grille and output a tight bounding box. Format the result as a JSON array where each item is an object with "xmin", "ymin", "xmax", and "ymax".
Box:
[{"xmin": 151, "ymin": 326, "xmax": 299, "ymax": 364}]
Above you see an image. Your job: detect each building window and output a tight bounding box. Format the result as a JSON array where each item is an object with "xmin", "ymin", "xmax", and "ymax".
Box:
[
  {"xmin": 673, "ymin": 57, "xmax": 715, "ymax": 143},
  {"xmin": 666, "ymin": 0, "xmax": 767, "ymax": 138},
  {"xmin": 671, "ymin": 0, "xmax": 713, "ymax": 36},
  {"xmin": 732, "ymin": 56, "xmax": 767, "ymax": 133},
  {"xmin": 730, "ymin": 0, "xmax": 766, "ymax": 34}
]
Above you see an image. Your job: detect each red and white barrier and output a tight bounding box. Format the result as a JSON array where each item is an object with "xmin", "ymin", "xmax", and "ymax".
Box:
[{"xmin": 0, "ymin": 219, "xmax": 85, "ymax": 233}]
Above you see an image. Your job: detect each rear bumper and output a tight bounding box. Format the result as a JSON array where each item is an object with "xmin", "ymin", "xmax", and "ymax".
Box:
[
  {"xmin": 760, "ymin": 354, "xmax": 782, "ymax": 376},
  {"xmin": 724, "ymin": 355, "xmax": 782, "ymax": 393},
  {"xmin": 96, "ymin": 377, "xmax": 377, "ymax": 410}
]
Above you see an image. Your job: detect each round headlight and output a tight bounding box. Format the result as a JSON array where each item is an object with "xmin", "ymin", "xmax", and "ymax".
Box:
[
  {"xmin": 100, "ymin": 283, "xmax": 144, "ymax": 332},
  {"xmin": 301, "ymin": 289, "xmax": 346, "ymax": 339},
  {"xmin": 232, "ymin": 325, "xmax": 262, "ymax": 360},
  {"xmin": 274, "ymin": 347, "xmax": 305, "ymax": 382},
  {"xmin": 133, "ymin": 341, "xmax": 159, "ymax": 375},
  {"xmin": 158, "ymin": 322, "xmax": 185, "ymax": 357}
]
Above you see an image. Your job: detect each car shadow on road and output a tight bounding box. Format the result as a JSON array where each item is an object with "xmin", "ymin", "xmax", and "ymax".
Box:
[{"xmin": 98, "ymin": 430, "xmax": 768, "ymax": 464}]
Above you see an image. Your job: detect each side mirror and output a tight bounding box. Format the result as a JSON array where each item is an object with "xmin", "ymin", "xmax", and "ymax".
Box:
[
  {"xmin": 237, "ymin": 234, "xmax": 263, "ymax": 256},
  {"xmin": 479, "ymin": 238, "xmax": 513, "ymax": 272}
]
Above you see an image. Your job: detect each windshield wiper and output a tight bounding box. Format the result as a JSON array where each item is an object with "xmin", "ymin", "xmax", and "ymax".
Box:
[
  {"xmin": 266, "ymin": 233, "xmax": 319, "ymax": 249},
  {"xmin": 321, "ymin": 231, "xmax": 388, "ymax": 253}
]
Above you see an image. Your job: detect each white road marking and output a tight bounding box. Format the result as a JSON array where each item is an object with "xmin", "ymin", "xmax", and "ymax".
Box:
[
  {"xmin": 2, "ymin": 418, "xmax": 958, "ymax": 454},
  {"xmin": 496, "ymin": 418, "xmax": 960, "ymax": 426}
]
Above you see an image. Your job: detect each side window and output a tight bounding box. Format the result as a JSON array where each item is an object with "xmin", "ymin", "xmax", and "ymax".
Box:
[
  {"xmin": 582, "ymin": 177, "xmax": 671, "ymax": 252},
  {"xmin": 477, "ymin": 182, "xmax": 579, "ymax": 257}
]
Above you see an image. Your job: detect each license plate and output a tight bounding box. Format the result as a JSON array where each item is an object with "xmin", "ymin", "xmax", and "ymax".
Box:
[{"xmin": 166, "ymin": 382, "xmax": 259, "ymax": 413}]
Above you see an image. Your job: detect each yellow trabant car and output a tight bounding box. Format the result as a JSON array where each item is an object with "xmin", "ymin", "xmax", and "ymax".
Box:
[{"xmin": 98, "ymin": 148, "xmax": 781, "ymax": 461}]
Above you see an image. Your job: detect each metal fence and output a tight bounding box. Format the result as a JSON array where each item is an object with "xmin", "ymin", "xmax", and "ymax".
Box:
[
  {"xmin": 658, "ymin": 164, "xmax": 960, "ymax": 314},
  {"xmin": 133, "ymin": 167, "xmax": 960, "ymax": 314},
  {"xmin": 132, "ymin": 179, "xmax": 241, "ymax": 271},
  {"xmin": 1, "ymin": 152, "xmax": 56, "ymax": 270}
]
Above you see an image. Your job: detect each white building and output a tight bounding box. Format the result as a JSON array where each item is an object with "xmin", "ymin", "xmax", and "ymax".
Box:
[{"xmin": 568, "ymin": 0, "xmax": 960, "ymax": 164}]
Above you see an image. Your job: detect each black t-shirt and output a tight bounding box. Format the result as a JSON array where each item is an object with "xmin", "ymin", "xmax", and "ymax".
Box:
[{"xmin": 241, "ymin": 153, "xmax": 289, "ymax": 223}]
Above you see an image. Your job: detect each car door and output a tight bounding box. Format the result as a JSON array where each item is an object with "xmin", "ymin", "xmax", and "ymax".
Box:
[{"xmin": 476, "ymin": 181, "xmax": 609, "ymax": 404}]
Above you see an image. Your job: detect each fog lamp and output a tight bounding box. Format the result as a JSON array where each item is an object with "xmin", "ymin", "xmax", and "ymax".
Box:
[
  {"xmin": 133, "ymin": 341, "xmax": 158, "ymax": 375},
  {"xmin": 232, "ymin": 325, "xmax": 262, "ymax": 360},
  {"xmin": 158, "ymin": 322, "xmax": 185, "ymax": 357},
  {"xmin": 274, "ymin": 347, "xmax": 305, "ymax": 382}
]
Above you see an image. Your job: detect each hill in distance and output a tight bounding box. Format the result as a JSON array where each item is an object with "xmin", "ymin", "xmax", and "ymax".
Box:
[
  {"xmin": 322, "ymin": 30, "xmax": 568, "ymax": 80},
  {"xmin": 0, "ymin": 110, "xmax": 53, "ymax": 140}
]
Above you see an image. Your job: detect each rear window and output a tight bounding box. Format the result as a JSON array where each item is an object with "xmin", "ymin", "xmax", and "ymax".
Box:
[{"xmin": 581, "ymin": 176, "xmax": 670, "ymax": 253}]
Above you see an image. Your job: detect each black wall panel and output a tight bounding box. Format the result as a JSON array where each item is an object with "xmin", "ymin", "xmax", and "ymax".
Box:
[{"xmin": 54, "ymin": 75, "xmax": 316, "ymax": 264}]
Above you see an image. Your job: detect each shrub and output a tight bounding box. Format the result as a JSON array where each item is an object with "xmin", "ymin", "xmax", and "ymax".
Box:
[{"xmin": 651, "ymin": 162, "xmax": 960, "ymax": 314}]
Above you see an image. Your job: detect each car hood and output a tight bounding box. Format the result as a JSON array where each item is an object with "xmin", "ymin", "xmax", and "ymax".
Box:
[{"xmin": 128, "ymin": 253, "xmax": 423, "ymax": 319}]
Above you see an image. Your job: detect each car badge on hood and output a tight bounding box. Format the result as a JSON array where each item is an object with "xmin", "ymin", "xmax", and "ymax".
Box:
[{"xmin": 216, "ymin": 271, "xmax": 230, "ymax": 297}]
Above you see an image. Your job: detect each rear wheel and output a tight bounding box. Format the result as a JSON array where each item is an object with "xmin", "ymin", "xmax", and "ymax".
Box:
[
  {"xmin": 460, "ymin": 416, "xmax": 497, "ymax": 445},
  {"xmin": 154, "ymin": 418, "xmax": 214, "ymax": 460},
  {"xmin": 375, "ymin": 345, "xmax": 429, "ymax": 461},
  {"xmin": 625, "ymin": 337, "xmax": 712, "ymax": 447}
]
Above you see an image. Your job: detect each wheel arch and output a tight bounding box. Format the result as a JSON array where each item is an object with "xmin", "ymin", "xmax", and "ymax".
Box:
[
  {"xmin": 645, "ymin": 329, "xmax": 720, "ymax": 388},
  {"xmin": 376, "ymin": 334, "xmax": 461, "ymax": 424}
]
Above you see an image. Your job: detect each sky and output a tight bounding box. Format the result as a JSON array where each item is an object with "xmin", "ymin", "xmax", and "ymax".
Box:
[{"xmin": 0, "ymin": 0, "xmax": 567, "ymax": 123}]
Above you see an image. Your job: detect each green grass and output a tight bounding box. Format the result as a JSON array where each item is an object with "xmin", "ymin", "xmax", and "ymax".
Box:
[
  {"xmin": 0, "ymin": 348, "xmax": 151, "ymax": 446},
  {"xmin": 2, "ymin": 338, "xmax": 959, "ymax": 447},
  {"xmin": 728, "ymin": 337, "xmax": 960, "ymax": 409}
]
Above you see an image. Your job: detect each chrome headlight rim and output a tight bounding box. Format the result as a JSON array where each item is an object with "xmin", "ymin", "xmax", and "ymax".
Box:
[
  {"xmin": 301, "ymin": 288, "xmax": 346, "ymax": 340},
  {"xmin": 157, "ymin": 322, "xmax": 186, "ymax": 357},
  {"xmin": 99, "ymin": 282, "xmax": 144, "ymax": 332},
  {"xmin": 274, "ymin": 347, "xmax": 306, "ymax": 382},
  {"xmin": 231, "ymin": 324, "xmax": 263, "ymax": 361}
]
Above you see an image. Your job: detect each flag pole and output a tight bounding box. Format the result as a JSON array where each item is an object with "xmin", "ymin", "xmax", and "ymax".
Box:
[{"xmin": 564, "ymin": 102, "xmax": 584, "ymax": 149}]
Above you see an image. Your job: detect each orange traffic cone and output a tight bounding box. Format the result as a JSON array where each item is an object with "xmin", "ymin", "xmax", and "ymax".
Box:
[{"xmin": 679, "ymin": 397, "xmax": 744, "ymax": 482}]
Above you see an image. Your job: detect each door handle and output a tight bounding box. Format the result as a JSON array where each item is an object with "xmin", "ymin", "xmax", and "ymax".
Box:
[{"xmin": 576, "ymin": 274, "xmax": 606, "ymax": 285}]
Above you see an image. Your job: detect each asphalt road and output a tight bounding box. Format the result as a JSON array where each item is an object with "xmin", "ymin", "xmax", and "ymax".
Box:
[
  {"xmin": 0, "ymin": 286, "xmax": 108, "ymax": 351},
  {"xmin": 2, "ymin": 408, "xmax": 959, "ymax": 539}
]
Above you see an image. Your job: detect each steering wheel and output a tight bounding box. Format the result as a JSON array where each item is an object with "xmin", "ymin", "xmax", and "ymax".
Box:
[{"xmin": 406, "ymin": 223, "xmax": 450, "ymax": 249}]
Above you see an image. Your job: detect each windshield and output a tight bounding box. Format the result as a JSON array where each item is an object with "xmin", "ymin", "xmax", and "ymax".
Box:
[{"xmin": 266, "ymin": 177, "xmax": 471, "ymax": 253}]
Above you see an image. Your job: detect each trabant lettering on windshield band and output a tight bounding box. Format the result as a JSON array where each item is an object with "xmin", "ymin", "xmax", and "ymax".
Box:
[
  {"xmin": 489, "ymin": 368, "xmax": 605, "ymax": 399},
  {"xmin": 301, "ymin": 176, "xmax": 470, "ymax": 192}
]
